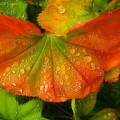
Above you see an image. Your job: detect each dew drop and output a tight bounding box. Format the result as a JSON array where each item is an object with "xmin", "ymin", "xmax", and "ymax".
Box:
[
  {"xmin": 66, "ymin": 66, "xmax": 70, "ymax": 71},
  {"xmin": 70, "ymin": 48, "xmax": 75, "ymax": 54},
  {"xmin": 84, "ymin": 56, "xmax": 92, "ymax": 63},
  {"xmin": 75, "ymin": 52, "xmax": 80, "ymax": 56},
  {"xmin": 20, "ymin": 69, "xmax": 25, "ymax": 74},
  {"xmin": 44, "ymin": 57, "xmax": 49, "ymax": 64},
  {"xmin": 91, "ymin": 62, "xmax": 96, "ymax": 70},
  {"xmin": 56, "ymin": 66, "xmax": 60, "ymax": 71},
  {"xmin": 14, "ymin": 111, "xmax": 17, "ymax": 116},
  {"xmin": 26, "ymin": 66, "xmax": 31, "ymax": 71},
  {"xmin": 12, "ymin": 70, "xmax": 16, "ymax": 74},
  {"xmin": 17, "ymin": 88, "xmax": 23, "ymax": 93},
  {"xmin": 40, "ymin": 86, "xmax": 44, "ymax": 91},
  {"xmin": 57, "ymin": 5, "xmax": 66, "ymax": 14},
  {"xmin": 3, "ymin": 73, "xmax": 6, "ymax": 76},
  {"xmin": 1, "ymin": 83, "xmax": 5, "ymax": 87},
  {"xmin": 44, "ymin": 85, "xmax": 49, "ymax": 92}
]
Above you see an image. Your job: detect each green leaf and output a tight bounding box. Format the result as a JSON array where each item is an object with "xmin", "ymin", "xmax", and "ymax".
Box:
[
  {"xmin": 0, "ymin": 0, "xmax": 28, "ymax": 19},
  {"xmin": 92, "ymin": 0, "xmax": 109, "ymax": 15},
  {"xmin": 0, "ymin": 89, "xmax": 48, "ymax": 120},
  {"xmin": 89, "ymin": 108, "xmax": 119, "ymax": 120},
  {"xmin": 71, "ymin": 92, "xmax": 98, "ymax": 119},
  {"xmin": 16, "ymin": 99, "xmax": 43, "ymax": 119},
  {"xmin": 0, "ymin": 89, "xmax": 19, "ymax": 120}
]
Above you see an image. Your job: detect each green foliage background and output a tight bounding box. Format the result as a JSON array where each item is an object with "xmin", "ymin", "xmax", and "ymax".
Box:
[{"xmin": 0, "ymin": 0, "xmax": 120, "ymax": 120}]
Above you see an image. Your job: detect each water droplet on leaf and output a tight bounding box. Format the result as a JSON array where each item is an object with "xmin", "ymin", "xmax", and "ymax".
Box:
[
  {"xmin": 20, "ymin": 69, "xmax": 25, "ymax": 74},
  {"xmin": 17, "ymin": 88, "xmax": 23, "ymax": 93},
  {"xmin": 70, "ymin": 49, "xmax": 75, "ymax": 54},
  {"xmin": 84, "ymin": 56, "xmax": 92, "ymax": 63},
  {"xmin": 57, "ymin": 5, "xmax": 66, "ymax": 14}
]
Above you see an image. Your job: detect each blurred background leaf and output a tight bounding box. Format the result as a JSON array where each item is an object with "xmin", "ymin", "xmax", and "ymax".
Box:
[{"xmin": 0, "ymin": 0, "xmax": 28, "ymax": 19}]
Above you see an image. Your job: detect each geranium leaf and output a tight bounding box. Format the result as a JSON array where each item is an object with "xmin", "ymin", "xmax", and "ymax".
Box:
[
  {"xmin": 0, "ymin": 89, "xmax": 47, "ymax": 120},
  {"xmin": 0, "ymin": 0, "xmax": 28, "ymax": 19},
  {"xmin": 105, "ymin": 65, "xmax": 120, "ymax": 83},
  {"xmin": 67, "ymin": 8, "xmax": 120, "ymax": 72},
  {"xmin": 16, "ymin": 100, "xmax": 43, "ymax": 120},
  {"xmin": 0, "ymin": 15, "xmax": 103, "ymax": 102},
  {"xmin": 89, "ymin": 108, "xmax": 119, "ymax": 120},
  {"xmin": 0, "ymin": 89, "xmax": 19, "ymax": 120},
  {"xmin": 71, "ymin": 91, "xmax": 98, "ymax": 119},
  {"xmin": 37, "ymin": 0, "xmax": 95, "ymax": 35}
]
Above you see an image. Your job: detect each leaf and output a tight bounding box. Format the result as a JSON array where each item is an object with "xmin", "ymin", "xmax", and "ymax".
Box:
[
  {"xmin": 67, "ymin": 8, "xmax": 120, "ymax": 72},
  {"xmin": 105, "ymin": 65, "xmax": 120, "ymax": 83},
  {"xmin": 71, "ymin": 92, "xmax": 98, "ymax": 119},
  {"xmin": 0, "ymin": 15, "xmax": 103, "ymax": 102},
  {"xmin": 0, "ymin": 0, "xmax": 28, "ymax": 19},
  {"xmin": 0, "ymin": 89, "xmax": 48, "ymax": 120},
  {"xmin": 37, "ymin": 0, "xmax": 96, "ymax": 35},
  {"xmin": 16, "ymin": 100, "xmax": 43, "ymax": 120},
  {"xmin": 0, "ymin": 89, "xmax": 19, "ymax": 120},
  {"xmin": 89, "ymin": 108, "xmax": 119, "ymax": 120},
  {"xmin": 27, "ymin": 0, "xmax": 49, "ymax": 9}
]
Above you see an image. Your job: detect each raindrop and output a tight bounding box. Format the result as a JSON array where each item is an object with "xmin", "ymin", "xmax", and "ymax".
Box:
[
  {"xmin": 14, "ymin": 111, "xmax": 17, "ymax": 116},
  {"xmin": 84, "ymin": 56, "xmax": 92, "ymax": 63},
  {"xmin": 91, "ymin": 62, "xmax": 96, "ymax": 70},
  {"xmin": 17, "ymin": 107, "xmax": 20, "ymax": 110},
  {"xmin": 3, "ymin": 73, "xmax": 6, "ymax": 77},
  {"xmin": 17, "ymin": 88, "xmax": 23, "ymax": 93},
  {"xmin": 36, "ymin": 104, "xmax": 40, "ymax": 107},
  {"xmin": 44, "ymin": 57, "xmax": 49, "ymax": 64},
  {"xmin": 56, "ymin": 66, "xmax": 60, "ymax": 71},
  {"xmin": 75, "ymin": 52, "xmax": 80, "ymax": 56},
  {"xmin": 20, "ymin": 69, "xmax": 25, "ymax": 74},
  {"xmin": 57, "ymin": 5, "xmax": 66, "ymax": 14},
  {"xmin": 66, "ymin": 66, "xmax": 70, "ymax": 71},
  {"xmin": 44, "ymin": 85, "xmax": 48, "ymax": 92},
  {"xmin": 40, "ymin": 86, "xmax": 44, "ymax": 91},
  {"xmin": 70, "ymin": 48, "xmax": 75, "ymax": 54},
  {"xmin": 12, "ymin": 70, "xmax": 16, "ymax": 74},
  {"xmin": 1, "ymin": 83, "xmax": 5, "ymax": 87},
  {"xmin": 26, "ymin": 66, "xmax": 31, "ymax": 71}
]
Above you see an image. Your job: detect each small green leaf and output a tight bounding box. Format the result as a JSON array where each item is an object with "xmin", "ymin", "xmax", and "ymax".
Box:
[
  {"xmin": 0, "ymin": 0, "xmax": 28, "ymax": 19},
  {"xmin": 16, "ymin": 99, "xmax": 43, "ymax": 120},
  {"xmin": 0, "ymin": 89, "xmax": 19, "ymax": 120},
  {"xmin": 71, "ymin": 92, "xmax": 98, "ymax": 119},
  {"xmin": 89, "ymin": 108, "xmax": 119, "ymax": 120}
]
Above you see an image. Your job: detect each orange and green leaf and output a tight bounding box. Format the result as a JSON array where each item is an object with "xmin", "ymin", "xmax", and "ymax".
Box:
[
  {"xmin": 0, "ymin": 7, "xmax": 120, "ymax": 102},
  {"xmin": 67, "ymin": 8, "xmax": 120, "ymax": 72},
  {"xmin": 37, "ymin": 0, "xmax": 95, "ymax": 35},
  {"xmin": 0, "ymin": 15, "xmax": 104, "ymax": 102}
]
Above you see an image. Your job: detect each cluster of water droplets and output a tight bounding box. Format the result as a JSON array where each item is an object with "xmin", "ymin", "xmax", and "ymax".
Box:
[{"xmin": 0, "ymin": 45, "xmax": 39, "ymax": 94}]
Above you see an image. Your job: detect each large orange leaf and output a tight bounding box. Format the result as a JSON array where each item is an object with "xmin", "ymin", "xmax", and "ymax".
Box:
[
  {"xmin": 67, "ymin": 8, "xmax": 120, "ymax": 72},
  {"xmin": 0, "ymin": 15, "xmax": 104, "ymax": 102}
]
